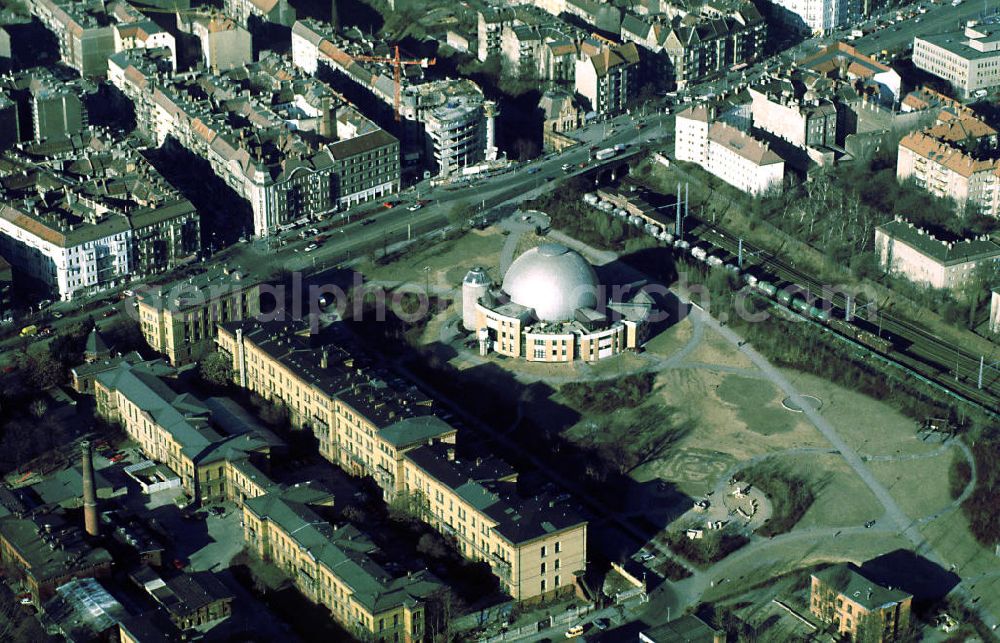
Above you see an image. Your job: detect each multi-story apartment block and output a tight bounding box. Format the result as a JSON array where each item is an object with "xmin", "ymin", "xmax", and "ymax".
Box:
[
  {"xmin": 31, "ymin": 81, "xmax": 87, "ymax": 142},
  {"xmin": 94, "ymin": 359, "xmax": 284, "ymax": 505},
  {"xmin": 402, "ymin": 442, "xmax": 587, "ymax": 601},
  {"xmin": 897, "ymin": 110, "xmax": 1000, "ymax": 216},
  {"xmin": 490, "ymin": 6, "xmax": 585, "ymax": 83},
  {"xmin": 478, "ymin": 6, "xmax": 514, "ymax": 62},
  {"xmin": 875, "ymin": 217, "xmax": 1000, "ymax": 292},
  {"xmin": 747, "ymin": 81, "xmax": 839, "ymax": 148},
  {"xmin": 0, "ymin": 150, "xmax": 199, "ymax": 301},
  {"xmin": 913, "ymin": 23, "xmax": 1000, "ymax": 99},
  {"xmin": 810, "ymin": 564, "xmax": 912, "ymax": 642},
  {"xmin": 178, "ymin": 12, "xmax": 253, "ymax": 72},
  {"xmin": 0, "ymin": 204, "xmax": 132, "ymax": 301},
  {"xmin": 620, "ymin": 2, "xmax": 765, "ymax": 89},
  {"xmin": 706, "ymin": 122, "xmax": 784, "ymax": 195},
  {"xmin": 223, "ymin": 0, "xmax": 296, "ymax": 29},
  {"xmin": 291, "ymin": 20, "xmax": 492, "ymax": 177},
  {"xmin": 0, "ymin": 68, "xmax": 91, "ymax": 143},
  {"xmin": 27, "ymin": 0, "xmax": 179, "ymax": 76},
  {"xmin": 562, "ymin": 0, "xmax": 622, "ymax": 34},
  {"xmin": 243, "ymin": 483, "xmax": 440, "ymax": 642},
  {"xmin": 575, "ymin": 42, "xmax": 640, "ymax": 115},
  {"xmin": 765, "ymin": 0, "xmax": 881, "ymax": 35},
  {"xmin": 676, "ymin": 104, "xmax": 783, "ymax": 195},
  {"xmin": 25, "ymin": 0, "xmax": 116, "ymax": 76},
  {"xmin": 109, "ymin": 48, "xmax": 399, "ymax": 236},
  {"xmin": 137, "ymin": 267, "xmax": 260, "ymax": 366},
  {"xmin": 217, "ymin": 320, "xmax": 589, "ymax": 601}
]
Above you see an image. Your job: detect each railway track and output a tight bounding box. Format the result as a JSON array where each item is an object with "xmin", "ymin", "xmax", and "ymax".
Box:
[{"xmin": 690, "ymin": 220, "xmax": 1000, "ymax": 415}]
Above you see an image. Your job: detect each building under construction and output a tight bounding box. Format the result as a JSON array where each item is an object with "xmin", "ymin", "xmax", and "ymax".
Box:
[{"xmin": 292, "ymin": 19, "xmax": 496, "ymax": 179}]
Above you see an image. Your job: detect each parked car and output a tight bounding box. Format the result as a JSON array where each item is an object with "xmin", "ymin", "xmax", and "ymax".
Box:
[
  {"xmin": 304, "ymin": 243, "xmax": 318, "ymax": 252},
  {"xmin": 361, "ymin": 218, "xmax": 375, "ymax": 226},
  {"xmin": 407, "ymin": 203, "xmax": 422, "ymax": 211},
  {"xmin": 565, "ymin": 625, "xmax": 584, "ymax": 638},
  {"xmin": 594, "ymin": 618, "xmax": 611, "ymax": 630}
]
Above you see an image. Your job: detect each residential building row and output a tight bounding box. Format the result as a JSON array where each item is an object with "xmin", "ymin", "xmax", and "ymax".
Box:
[
  {"xmin": 25, "ymin": 0, "xmax": 177, "ymax": 76},
  {"xmin": 765, "ymin": 0, "xmax": 885, "ymax": 36},
  {"xmin": 913, "ymin": 22, "xmax": 1000, "ymax": 100},
  {"xmin": 243, "ymin": 482, "xmax": 441, "ymax": 642},
  {"xmin": 896, "ymin": 109, "xmax": 1000, "ymax": 217},
  {"xmin": 108, "ymin": 48, "xmax": 400, "ymax": 237},
  {"xmin": 575, "ymin": 41, "xmax": 641, "ymax": 115},
  {"xmin": 0, "ymin": 148, "xmax": 201, "ymax": 301},
  {"xmin": 675, "ymin": 103, "xmax": 784, "ymax": 195},
  {"xmin": 620, "ymin": 1, "xmax": 765, "ymax": 89},
  {"xmin": 291, "ymin": 19, "xmax": 494, "ymax": 176},
  {"xmin": 874, "ymin": 217, "xmax": 1000, "ymax": 293},
  {"xmin": 215, "ymin": 319, "xmax": 588, "ymax": 601}
]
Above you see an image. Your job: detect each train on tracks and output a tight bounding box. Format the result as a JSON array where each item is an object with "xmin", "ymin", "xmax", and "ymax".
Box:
[{"xmin": 581, "ymin": 192, "xmax": 902, "ymax": 355}]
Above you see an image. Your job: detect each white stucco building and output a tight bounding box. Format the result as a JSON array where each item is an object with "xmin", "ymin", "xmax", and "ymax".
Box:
[
  {"xmin": 675, "ymin": 104, "xmax": 784, "ymax": 196},
  {"xmin": 0, "ymin": 205, "xmax": 132, "ymax": 301}
]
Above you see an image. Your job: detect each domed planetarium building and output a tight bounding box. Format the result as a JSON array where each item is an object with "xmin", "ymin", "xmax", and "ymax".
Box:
[{"xmin": 462, "ymin": 243, "xmax": 653, "ymax": 363}]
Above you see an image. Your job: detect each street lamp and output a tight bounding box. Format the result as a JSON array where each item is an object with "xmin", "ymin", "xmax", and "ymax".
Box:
[{"xmin": 424, "ymin": 266, "xmax": 431, "ymax": 296}]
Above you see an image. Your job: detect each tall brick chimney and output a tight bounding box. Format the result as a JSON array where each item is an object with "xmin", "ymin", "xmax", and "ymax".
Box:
[{"xmin": 81, "ymin": 441, "xmax": 99, "ymax": 536}]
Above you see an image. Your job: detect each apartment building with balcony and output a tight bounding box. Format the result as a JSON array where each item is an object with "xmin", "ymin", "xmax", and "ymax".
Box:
[
  {"xmin": 109, "ymin": 48, "xmax": 399, "ymax": 237},
  {"xmin": 0, "ymin": 136, "xmax": 200, "ymax": 303},
  {"xmin": 875, "ymin": 217, "xmax": 1000, "ymax": 292},
  {"xmin": 402, "ymin": 442, "xmax": 587, "ymax": 601},
  {"xmin": 94, "ymin": 359, "xmax": 284, "ymax": 506},
  {"xmin": 896, "ymin": 110, "xmax": 1000, "ymax": 216},
  {"xmin": 137, "ymin": 267, "xmax": 260, "ymax": 366},
  {"xmin": 242, "ymin": 483, "xmax": 440, "ymax": 641},
  {"xmin": 575, "ymin": 42, "xmax": 640, "ymax": 115}
]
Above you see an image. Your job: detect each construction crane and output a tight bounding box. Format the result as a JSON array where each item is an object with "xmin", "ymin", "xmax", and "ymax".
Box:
[{"xmin": 348, "ymin": 46, "xmax": 435, "ymax": 122}]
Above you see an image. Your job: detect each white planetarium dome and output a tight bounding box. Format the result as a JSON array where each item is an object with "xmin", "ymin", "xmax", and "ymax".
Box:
[{"xmin": 501, "ymin": 244, "xmax": 599, "ymax": 322}]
